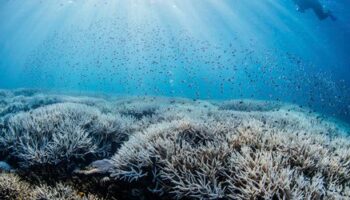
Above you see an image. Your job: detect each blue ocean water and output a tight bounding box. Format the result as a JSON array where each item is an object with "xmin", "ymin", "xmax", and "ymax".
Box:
[{"xmin": 0, "ymin": 0, "xmax": 349, "ymax": 122}]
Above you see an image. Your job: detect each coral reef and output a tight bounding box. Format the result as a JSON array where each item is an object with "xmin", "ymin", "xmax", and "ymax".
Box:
[
  {"xmin": 1, "ymin": 102, "xmax": 133, "ymax": 172},
  {"xmin": 0, "ymin": 173, "xmax": 34, "ymax": 200},
  {"xmin": 0, "ymin": 173, "xmax": 102, "ymax": 200},
  {"xmin": 109, "ymin": 117, "xmax": 350, "ymax": 199},
  {"xmin": 215, "ymin": 99, "xmax": 284, "ymax": 112},
  {"xmin": 0, "ymin": 89, "xmax": 349, "ymax": 199}
]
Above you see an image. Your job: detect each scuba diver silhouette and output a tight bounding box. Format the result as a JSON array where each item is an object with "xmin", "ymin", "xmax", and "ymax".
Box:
[{"xmin": 292, "ymin": 0, "xmax": 336, "ymax": 21}]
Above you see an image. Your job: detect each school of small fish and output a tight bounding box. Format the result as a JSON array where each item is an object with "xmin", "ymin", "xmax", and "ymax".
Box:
[{"xmin": 19, "ymin": 0, "xmax": 350, "ymax": 122}]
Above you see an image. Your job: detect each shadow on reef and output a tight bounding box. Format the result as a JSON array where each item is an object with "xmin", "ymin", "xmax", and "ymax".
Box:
[{"xmin": 1, "ymin": 89, "xmax": 350, "ymax": 200}]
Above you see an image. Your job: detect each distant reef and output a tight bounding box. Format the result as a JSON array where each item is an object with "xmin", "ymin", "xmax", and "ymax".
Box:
[{"xmin": 0, "ymin": 88, "xmax": 350, "ymax": 200}]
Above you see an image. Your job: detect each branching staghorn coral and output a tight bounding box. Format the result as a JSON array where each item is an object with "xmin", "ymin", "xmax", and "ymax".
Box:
[
  {"xmin": 1, "ymin": 89, "xmax": 350, "ymax": 199},
  {"xmin": 0, "ymin": 173, "xmax": 34, "ymax": 199},
  {"xmin": 0, "ymin": 173, "xmax": 103, "ymax": 200},
  {"xmin": 35, "ymin": 182, "xmax": 103, "ymax": 200},
  {"xmin": 1, "ymin": 102, "xmax": 134, "ymax": 169},
  {"xmin": 109, "ymin": 109, "xmax": 350, "ymax": 199},
  {"xmin": 216, "ymin": 99, "xmax": 285, "ymax": 112}
]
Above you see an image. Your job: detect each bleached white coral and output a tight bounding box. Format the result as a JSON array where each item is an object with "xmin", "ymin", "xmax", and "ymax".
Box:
[
  {"xmin": 1, "ymin": 102, "xmax": 133, "ymax": 169},
  {"xmin": 34, "ymin": 182, "xmax": 103, "ymax": 200},
  {"xmin": 1, "ymin": 90, "xmax": 350, "ymax": 199},
  {"xmin": 0, "ymin": 173, "xmax": 103, "ymax": 200},
  {"xmin": 216, "ymin": 99, "xmax": 284, "ymax": 112},
  {"xmin": 0, "ymin": 173, "xmax": 33, "ymax": 200},
  {"xmin": 109, "ymin": 108, "xmax": 350, "ymax": 199}
]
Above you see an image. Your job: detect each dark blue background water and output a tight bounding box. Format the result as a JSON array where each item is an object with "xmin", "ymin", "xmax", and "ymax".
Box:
[{"xmin": 0, "ymin": 0, "xmax": 349, "ymax": 121}]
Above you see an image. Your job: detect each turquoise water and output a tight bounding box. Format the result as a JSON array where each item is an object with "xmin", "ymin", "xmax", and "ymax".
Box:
[
  {"xmin": 1, "ymin": 1, "xmax": 350, "ymax": 199},
  {"xmin": 0, "ymin": 0, "xmax": 349, "ymax": 122}
]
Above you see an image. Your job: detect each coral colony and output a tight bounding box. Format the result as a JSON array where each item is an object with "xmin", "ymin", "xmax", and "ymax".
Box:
[{"xmin": 0, "ymin": 89, "xmax": 349, "ymax": 199}]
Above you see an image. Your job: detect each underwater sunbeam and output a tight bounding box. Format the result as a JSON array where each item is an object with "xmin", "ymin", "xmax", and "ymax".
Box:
[{"xmin": 0, "ymin": 0, "xmax": 350, "ymax": 199}]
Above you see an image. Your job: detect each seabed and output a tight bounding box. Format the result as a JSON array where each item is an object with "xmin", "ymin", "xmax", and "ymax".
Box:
[{"xmin": 0, "ymin": 89, "xmax": 350, "ymax": 200}]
